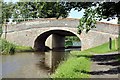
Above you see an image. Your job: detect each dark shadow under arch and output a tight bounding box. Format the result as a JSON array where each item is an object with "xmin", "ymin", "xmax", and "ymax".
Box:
[{"xmin": 34, "ymin": 29, "xmax": 81, "ymax": 51}]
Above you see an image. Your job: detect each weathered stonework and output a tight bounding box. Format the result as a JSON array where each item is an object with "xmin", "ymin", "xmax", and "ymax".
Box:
[{"xmin": 1, "ymin": 18, "xmax": 120, "ymax": 51}]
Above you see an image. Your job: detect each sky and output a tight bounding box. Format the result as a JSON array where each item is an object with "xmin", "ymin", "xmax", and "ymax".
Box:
[
  {"xmin": 3, "ymin": 0, "xmax": 118, "ymax": 24},
  {"xmin": 4, "ymin": 0, "xmax": 19, "ymax": 3},
  {"xmin": 68, "ymin": 8, "xmax": 84, "ymax": 19},
  {"xmin": 68, "ymin": 8, "xmax": 118, "ymax": 24}
]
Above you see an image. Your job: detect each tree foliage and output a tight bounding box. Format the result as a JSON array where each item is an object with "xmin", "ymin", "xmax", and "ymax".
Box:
[
  {"xmin": 1, "ymin": 1, "xmax": 120, "ymax": 34},
  {"xmin": 62, "ymin": 2, "xmax": 120, "ymax": 34},
  {"xmin": 2, "ymin": 2, "xmax": 15, "ymax": 23},
  {"xmin": 2, "ymin": 2, "xmax": 69, "ymax": 23}
]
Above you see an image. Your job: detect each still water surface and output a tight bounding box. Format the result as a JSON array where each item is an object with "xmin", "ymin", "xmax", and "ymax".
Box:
[{"xmin": 1, "ymin": 50, "xmax": 72, "ymax": 78}]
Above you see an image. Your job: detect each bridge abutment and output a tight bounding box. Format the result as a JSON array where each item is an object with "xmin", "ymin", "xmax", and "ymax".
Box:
[{"xmin": 46, "ymin": 34, "xmax": 65, "ymax": 51}]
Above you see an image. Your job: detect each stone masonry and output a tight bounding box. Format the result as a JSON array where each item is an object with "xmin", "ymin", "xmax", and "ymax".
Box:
[{"xmin": 1, "ymin": 18, "xmax": 120, "ymax": 51}]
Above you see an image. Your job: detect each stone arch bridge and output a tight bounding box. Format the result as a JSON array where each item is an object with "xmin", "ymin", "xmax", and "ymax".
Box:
[{"xmin": 2, "ymin": 18, "xmax": 119, "ymax": 51}]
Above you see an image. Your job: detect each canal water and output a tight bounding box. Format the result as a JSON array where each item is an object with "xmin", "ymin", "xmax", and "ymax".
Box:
[{"xmin": 1, "ymin": 49, "xmax": 80, "ymax": 78}]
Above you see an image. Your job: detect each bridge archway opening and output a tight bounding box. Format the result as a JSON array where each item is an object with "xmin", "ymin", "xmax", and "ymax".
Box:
[{"xmin": 34, "ymin": 29, "xmax": 81, "ymax": 52}]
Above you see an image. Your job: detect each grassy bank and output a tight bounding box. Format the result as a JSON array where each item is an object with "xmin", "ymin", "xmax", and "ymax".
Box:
[
  {"xmin": 0, "ymin": 38, "xmax": 34, "ymax": 55},
  {"xmin": 51, "ymin": 51, "xmax": 91, "ymax": 78},
  {"xmin": 15, "ymin": 45, "xmax": 34, "ymax": 52},
  {"xmin": 51, "ymin": 38, "xmax": 119, "ymax": 78},
  {"xmin": 85, "ymin": 38, "xmax": 119, "ymax": 54}
]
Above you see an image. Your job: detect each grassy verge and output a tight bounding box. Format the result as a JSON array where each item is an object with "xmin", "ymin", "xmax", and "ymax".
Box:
[
  {"xmin": 51, "ymin": 51, "xmax": 91, "ymax": 78},
  {"xmin": 0, "ymin": 38, "xmax": 34, "ymax": 55},
  {"xmin": 51, "ymin": 38, "xmax": 119, "ymax": 78},
  {"xmin": 15, "ymin": 45, "xmax": 34, "ymax": 52},
  {"xmin": 84, "ymin": 39, "xmax": 119, "ymax": 54}
]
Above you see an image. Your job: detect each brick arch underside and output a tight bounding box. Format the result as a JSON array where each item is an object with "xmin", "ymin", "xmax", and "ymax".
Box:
[{"xmin": 34, "ymin": 29, "xmax": 81, "ymax": 51}]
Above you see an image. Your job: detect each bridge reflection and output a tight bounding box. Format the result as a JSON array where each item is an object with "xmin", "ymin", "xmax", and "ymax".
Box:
[{"xmin": 38, "ymin": 48, "xmax": 81, "ymax": 73}]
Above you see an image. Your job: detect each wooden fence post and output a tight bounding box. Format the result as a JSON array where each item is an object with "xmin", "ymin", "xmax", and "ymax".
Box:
[{"xmin": 109, "ymin": 37, "xmax": 112, "ymax": 50}]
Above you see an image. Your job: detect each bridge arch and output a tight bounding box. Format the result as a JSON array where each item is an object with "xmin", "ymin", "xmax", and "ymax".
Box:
[
  {"xmin": 34, "ymin": 29, "xmax": 81, "ymax": 51},
  {"xmin": 2, "ymin": 18, "xmax": 119, "ymax": 51}
]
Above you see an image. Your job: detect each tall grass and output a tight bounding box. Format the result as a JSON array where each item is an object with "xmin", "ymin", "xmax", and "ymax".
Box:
[
  {"xmin": 0, "ymin": 38, "xmax": 15, "ymax": 54},
  {"xmin": 0, "ymin": 38, "xmax": 34, "ymax": 55}
]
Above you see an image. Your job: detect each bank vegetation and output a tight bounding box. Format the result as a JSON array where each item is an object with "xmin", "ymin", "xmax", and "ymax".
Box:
[
  {"xmin": 0, "ymin": 38, "xmax": 34, "ymax": 55},
  {"xmin": 51, "ymin": 37, "xmax": 119, "ymax": 78}
]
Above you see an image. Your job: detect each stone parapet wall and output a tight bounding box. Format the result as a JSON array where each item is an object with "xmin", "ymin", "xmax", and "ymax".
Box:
[
  {"xmin": 1, "ymin": 18, "xmax": 120, "ymax": 51},
  {"xmin": 2, "ymin": 18, "xmax": 79, "ymax": 33},
  {"xmin": 93, "ymin": 22, "xmax": 120, "ymax": 35},
  {"xmin": 3, "ymin": 18, "xmax": 120, "ymax": 36}
]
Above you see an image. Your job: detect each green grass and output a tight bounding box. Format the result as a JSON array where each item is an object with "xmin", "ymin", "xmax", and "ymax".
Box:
[
  {"xmin": 51, "ymin": 51, "xmax": 91, "ymax": 78},
  {"xmin": 84, "ymin": 39, "xmax": 118, "ymax": 54},
  {"xmin": 0, "ymin": 38, "xmax": 16, "ymax": 54},
  {"xmin": 0, "ymin": 38, "xmax": 34, "ymax": 55},
  {"xmin": 51, "ymin": 37, "xmax": 119, "ymax": 78},
  {"xmin": 15, "ymin": 45, "xmax": 34, "ymax": 52}
]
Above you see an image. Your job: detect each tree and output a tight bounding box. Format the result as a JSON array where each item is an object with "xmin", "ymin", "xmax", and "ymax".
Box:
[
  {"xmin": 15, "ymin": 2, "xmax": 119, "ymax": 34},
  {"xmin": 2, "ymin": 2, "xmax": 15, "ymax": 23},
  {"xmin": 1, "ymin": 1, "xmax": 120, "ymax": 34},
  {"xmin": 2, "ymin": 2, "xmax": 70, "ymax": 23},
  {"xmin": 97, "ymin": 2, "xmax": 120, "ymax": 23},
  {"xmin": 60, "ymin": 2, "xmax": 120, "ymax": 34},
  {"xmin": 1, "ymin": 2, "xmax": 70, "ymax": 36},
  {"xmin": 0, "ymin": 1, "xmax": 2, "ymax": 37},
  {"xmin": 1, "ymin": 2, "xmax": 15, "ymax": 37},
  {"xmin": 12, "ymin": 2, "xmax": 69, "ymax": 22},
  {"xmin": 73, "ymin": 2, "xmax": 120, "ymax": 33}
]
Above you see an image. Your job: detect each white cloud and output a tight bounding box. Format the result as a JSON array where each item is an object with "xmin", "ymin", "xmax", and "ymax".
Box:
[{"xmin": 99, "ymin": 17, "xmax": 118, "ymax": 24}]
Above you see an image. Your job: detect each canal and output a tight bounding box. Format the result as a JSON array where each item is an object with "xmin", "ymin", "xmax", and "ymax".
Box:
[{"xmin": 1, "ymin": 49, "xmax": 80, "ymax": 78}]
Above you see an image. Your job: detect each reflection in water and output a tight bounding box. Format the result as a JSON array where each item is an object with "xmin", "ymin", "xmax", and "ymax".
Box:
[
  {"xmin": 2, "ymin": 48, "xmax": 79, "ymax": 78},
  {"xmin": 2, "ymin": 52, "xmax": 49, "ymax": 78},
  {"xmin": 2, "ymin": 49, "xmax": 70, "ymax": 78},
  {"xmin": 45, "ymin": 50, "xmax": 69, "ymax": 73}
]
